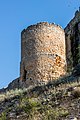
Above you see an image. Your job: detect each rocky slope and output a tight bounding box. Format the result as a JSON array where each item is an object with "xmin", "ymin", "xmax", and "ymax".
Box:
[
  {"xmin": 0, "ymin": 65, "xmax": 80, "ymax": 120},
  {"xmin": 0, "ymin": 73, "xmax": 80, "ymax": 120}
]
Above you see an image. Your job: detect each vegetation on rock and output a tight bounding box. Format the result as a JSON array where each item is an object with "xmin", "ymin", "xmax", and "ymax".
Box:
[{"xmin": 0, "ymin": 74, "xmax": 80, "ymax": 120}]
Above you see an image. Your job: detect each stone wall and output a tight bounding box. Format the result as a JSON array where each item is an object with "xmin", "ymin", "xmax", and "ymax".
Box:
[
  {"xmin": 20, "ymin": 22, "xmax": 66, "ymax": 85},
  {"xmin": 65, "ymin": 9, "xmax": 80, "ymax": 70}
]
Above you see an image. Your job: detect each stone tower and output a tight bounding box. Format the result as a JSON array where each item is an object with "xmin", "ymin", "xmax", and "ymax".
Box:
[
  {"xmin": 20, "ymin": 22, "xmax": 66, "ymax": 85},
  {"xmin": 65, "ymin": 8, "xmax": 80, "ymax": 70}
]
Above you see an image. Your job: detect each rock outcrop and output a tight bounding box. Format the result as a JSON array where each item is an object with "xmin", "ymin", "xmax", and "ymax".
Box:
[{"xmin": 65, "ymin": 9, "xmax": 80, "ymax": 70}]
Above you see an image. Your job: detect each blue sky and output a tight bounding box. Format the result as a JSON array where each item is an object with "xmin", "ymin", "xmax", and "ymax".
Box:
[{"xmin": 0, "ymin": 0, "xmax": 80, "ymax": 88}]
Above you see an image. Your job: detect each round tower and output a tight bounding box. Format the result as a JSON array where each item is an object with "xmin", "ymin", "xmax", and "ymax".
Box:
[{"xmin": 20, "ymin": 22, "xmax": 66, "ymax": 85}]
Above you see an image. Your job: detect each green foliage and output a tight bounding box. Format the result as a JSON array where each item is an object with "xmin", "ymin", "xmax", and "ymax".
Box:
[
  {"xmin": 0, "ymin": 88, "xmax": 28, "ymax": 102},
  {"xmin": 0, "ymin": 78, "xmax": 80, "ymax": 120},
  {"xmin": 59, "ymin": 109, "xmax": 69, "ymax": 117},
  {"xmin": 0, "ymin": 112, "xmax": 6, "ymax": 120},
  {"xmin": 42, "ymin": 107, "xmax": 69, "ymax": 120},
  {"xmin": 18, "ymin": 97, "xmax": 41, "ymax": 119}
]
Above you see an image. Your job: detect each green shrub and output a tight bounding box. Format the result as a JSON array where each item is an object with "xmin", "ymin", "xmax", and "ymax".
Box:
[
  {"xmin": 59, "ymin": 109, "xmax": 69, "ymax": 117},
  {"xmin": 0, "ymin": 112, "xmax": 6, "ymax": 120}
]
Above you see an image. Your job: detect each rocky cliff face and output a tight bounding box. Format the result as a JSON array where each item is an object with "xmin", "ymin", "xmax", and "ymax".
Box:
[{"xmin": 65, "ymin": 9, "xmax": 80, "ymax": 71}]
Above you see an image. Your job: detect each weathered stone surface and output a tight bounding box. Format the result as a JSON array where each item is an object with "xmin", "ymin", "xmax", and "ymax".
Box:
[
  {"xmin": 20, "ymin": 22, "xmax": 66, "ymax": 85},
  {"xmin": 0, "ymin": 78, "xmax": 20, "ymax": 92},
  {"xmin": 65, "ymin": 9, "xmax": 80, "ymax": 70},
  {"xmin": 7, "ymin": 78, "xmax": 20, "ymax": 90}
]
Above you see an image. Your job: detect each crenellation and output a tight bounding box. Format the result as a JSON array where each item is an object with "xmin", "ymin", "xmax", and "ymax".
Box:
[{"xmin": 24, "ymin": 22, "xmax": 64, "ymax": 34}]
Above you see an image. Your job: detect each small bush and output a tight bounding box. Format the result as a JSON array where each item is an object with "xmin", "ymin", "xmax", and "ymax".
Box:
[
  {"xmin": 0, "ymin": 112, "xmax": 6, "ymax": 120},
  {"xmin": 59, "ymin": 109, "xmax": 69, "ymax": 117}
]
